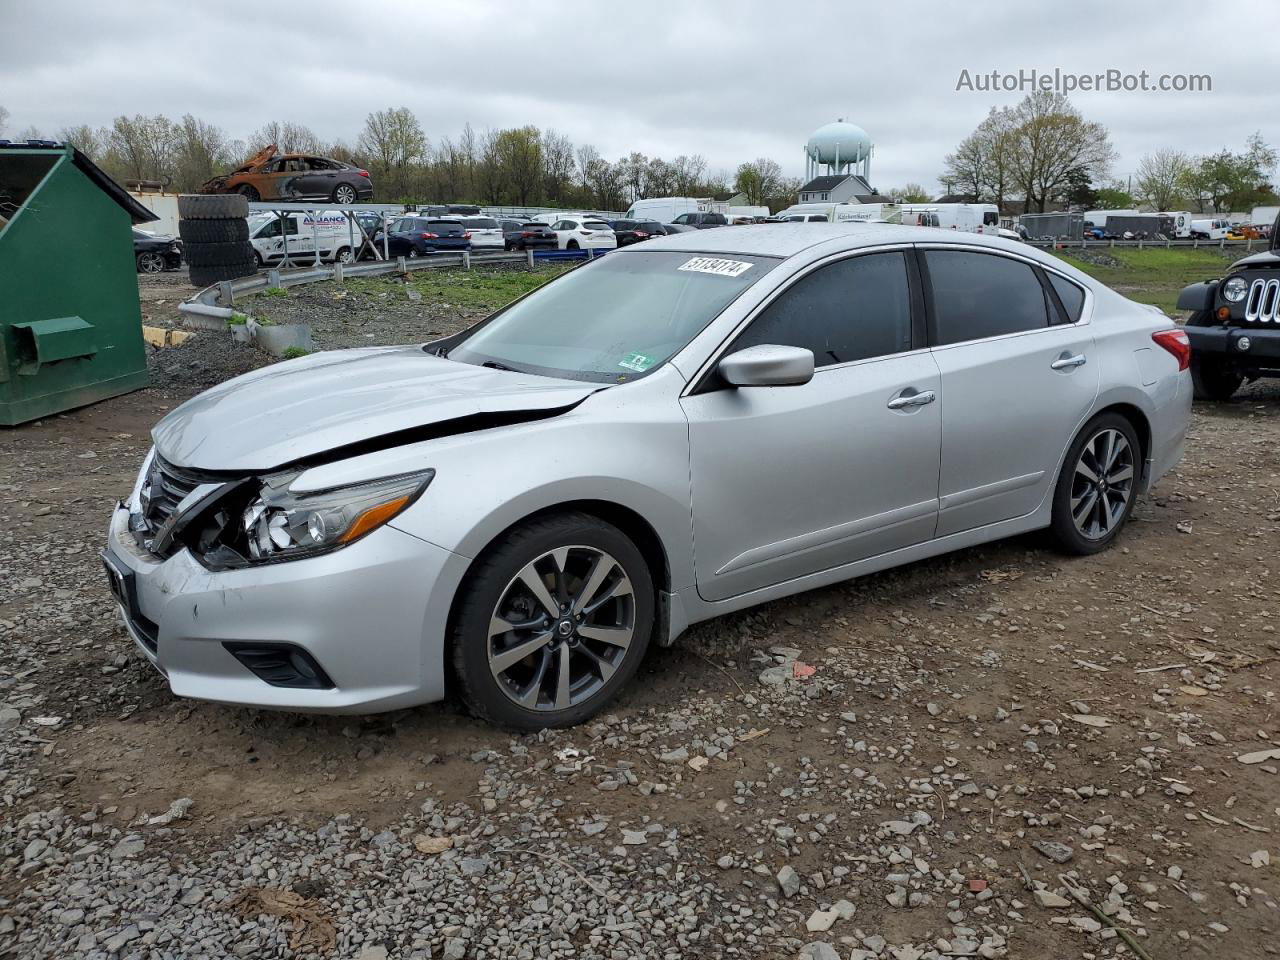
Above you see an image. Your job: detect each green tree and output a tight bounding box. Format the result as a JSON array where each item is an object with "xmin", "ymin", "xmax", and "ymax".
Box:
[
  {"xmin": 494, "ymin": 126, "xmax": 543, "ymax": 205},
  {"xmin": 358, "ymin": 107, "xmax": 427, "ymax": 200},
  {"xmin": 1182, "ymin": 133, "xmax": 1277, "ymax": 213},
  {"xmin": 734, "ymin": 158, "xmax": 782, "ymax": 206},
  {"xmin": 891, "ymin": 182, "xmax": 932, "ymax": 202},
  {"xmin": 1094, "ymin": 185, "xmax": 1135, "ymax": 208},
  {"xmin": 103, "ymin": 114, "xmax": 177, "ymax": 183},
  {"xmin": 1135, "ymin": 148, "xmax": 1191, "ymax": 211}
]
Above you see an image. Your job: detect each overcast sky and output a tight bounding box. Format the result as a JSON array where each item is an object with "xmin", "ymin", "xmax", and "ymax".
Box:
[{"xmin": 2, "ymin": 0, "xmax": 1276, "ymax": 193}]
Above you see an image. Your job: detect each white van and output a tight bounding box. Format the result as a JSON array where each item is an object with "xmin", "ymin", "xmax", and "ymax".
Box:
[
  {"xmin": 623, "ymin": 197, "xmax": 700, "ymax": 224},
  {"xmin": 1190, "ymin": 217, "xmax": 1230, "ymax": 240},
  {"xmin": 773, "ymin": 202, "xmax": 901, "ymax": 224},
  {"xmin": 899, "ymin": 203, "xmax": 999, "ymax": 234},
  {"xmin": 248, "ymin": 211, "xmax": 360, "ymax": 265}
]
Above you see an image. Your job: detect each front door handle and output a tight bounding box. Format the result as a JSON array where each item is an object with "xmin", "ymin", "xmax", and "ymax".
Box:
[
  {"xmin": 887, "ymin": 389, "xmax": 937, "ymax": 410},
  {"xmin": 1051, "ymin": 353, "xmax": 1088, "ymax": 370}
]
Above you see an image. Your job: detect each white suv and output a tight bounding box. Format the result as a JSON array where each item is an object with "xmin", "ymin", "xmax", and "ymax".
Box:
[{"xmin": 548, "ymin": 216, "xmax": 616, "ymax": 251}]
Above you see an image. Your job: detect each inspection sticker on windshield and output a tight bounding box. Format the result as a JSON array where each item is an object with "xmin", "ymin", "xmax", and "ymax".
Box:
[
  {"xmin": 618, "ymin": 352, "xmax": 654, "ymax": 373},
  {"xmin": 678, "ymin": 256, "xmax": 754, "ymax": 278}
]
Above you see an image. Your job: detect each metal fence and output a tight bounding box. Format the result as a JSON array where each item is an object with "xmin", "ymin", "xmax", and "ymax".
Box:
[{"xmin": 1023, "ymin": 236, "xmax": 1269, "ymax": 252}]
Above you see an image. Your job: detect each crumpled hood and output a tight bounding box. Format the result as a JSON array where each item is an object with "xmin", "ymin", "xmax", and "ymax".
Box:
[{"xmin": 152, "ymin": 346, "xmax": 599, "ymax": 472}]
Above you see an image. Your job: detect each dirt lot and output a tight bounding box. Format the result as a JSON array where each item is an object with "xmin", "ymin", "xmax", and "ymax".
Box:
[{"xmin": 1, "ymin": 267, "xmax": 1278, "ymax": 960}]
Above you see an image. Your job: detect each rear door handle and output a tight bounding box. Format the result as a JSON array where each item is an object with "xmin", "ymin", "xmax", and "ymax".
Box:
[
  {"xmin": 1051, "ymin": 353, "xmax": 1087, "ymax": 370},
  {"xmin": 887, "ymin": 389, "xmax": 937, "ymax": 410}
]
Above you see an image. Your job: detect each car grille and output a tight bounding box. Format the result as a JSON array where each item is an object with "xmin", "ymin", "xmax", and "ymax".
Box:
[
  {"xmin": 1243, "ymin": 276, "xmax": 1280, "ymax": 324},
  {"xmin": 139, "ymin": 455, "xmax": 204, "ymax": 535}
]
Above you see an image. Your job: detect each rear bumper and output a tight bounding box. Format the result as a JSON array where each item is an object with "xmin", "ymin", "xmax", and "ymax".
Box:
[{"xmin": 1187, "ymin": 324, "xmax": 1280, "ymax": 364}]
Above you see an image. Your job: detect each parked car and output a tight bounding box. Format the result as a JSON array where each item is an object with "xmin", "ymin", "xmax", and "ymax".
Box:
[
  {"xmin": 133, "ymin": 228, "xmax": 183, "ymax": 273},
  {"xmin": 104, "ymin": 224, "xmax": 1191, "ymax": 729},
  {"xmin": 500, "ymin": 220, "xmax": 557, "ymax": 251},
  {"xmin": 548, "ymin": 215, "xmax": 616, "ymax": 250},
  {"xmin": 384, "ymin": 217, "xmax": 471, "ymax": 257},
  {"xmin": 1177, "ymin": 210, "xmax": 1280, "ymax": 400},
  {"xmin": 611, "ymin": 219, "xmax": 675, "ymax": 246},
  {"xmin": 460, "ymin": 217, "xmax": 505, "ymax": 250},
  {"xmin": 671, "ymin": 211, "xmax": 728, "ymax": 229},
  {"xmin": 247, "ymin": 211, "xmax": 360, "ymax": 265},
  {"xmin": 199, "ymin": 144, "xmax": 374, "ymax": 204}
]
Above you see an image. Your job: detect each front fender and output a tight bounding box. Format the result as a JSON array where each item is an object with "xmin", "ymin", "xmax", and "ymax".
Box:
[{"xmin": 1176, "ymin": 280, "xmax": 1219, "ymax": 312}]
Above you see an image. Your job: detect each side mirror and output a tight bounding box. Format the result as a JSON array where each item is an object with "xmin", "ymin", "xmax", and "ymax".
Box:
[{"xmin": 718, "ymin": 344, "xmax": 814, "ymax": 387}]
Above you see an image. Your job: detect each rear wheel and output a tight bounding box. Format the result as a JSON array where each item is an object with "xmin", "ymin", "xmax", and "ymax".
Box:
[
  {"xmin": 1049, "ymin": 413, "xmax": 1141, "ymax": 555},
  {"xmin": 451, "ymin": 513, "xmax": 655, "ymax": 730},
  {"xmin": 334, "ymin": 246, "xmax": 354, "ymax": 264},
  {"xmin": 332, "ymin": 183, "xmax": 358, "ymax": 205},
  {"xmin": 1190, "ymin": 354, "xmax": 1242, "ymax": 401},
  {"xmin": 407, "ymin": 247, "xmax": 419, "ymax": 259}
]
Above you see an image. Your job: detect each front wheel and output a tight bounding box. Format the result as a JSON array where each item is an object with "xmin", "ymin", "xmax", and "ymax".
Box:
[
  {"xmin": 451, "ymin": 513, "xmax": 655, "ymax": 730},
  {"xmin": 136, "ymin": 251, "xmax": 165, "ymax": 274},
  {"xmin": 566, "ymin": 239, "xmax": 579, "ymax": 250},
  {"xmin": 406, "ymin": 247, "xmax": 419, "ymax": 259},
  {"xmin": 1190, "ymin": 354, "xmax": 1242, "ymax": 401},
  {"xmin": 1049, "ymin": 413, "xmax": 1141, "ymax": 555},
  {"xmin": 235, "ymin": 184, "xmax": 260, "ymax": 201}
]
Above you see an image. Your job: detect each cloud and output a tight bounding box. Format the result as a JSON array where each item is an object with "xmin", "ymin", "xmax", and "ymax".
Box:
[{"xmin": 1, "ymin": 0, "xmax": 1276, "ymax": 191}]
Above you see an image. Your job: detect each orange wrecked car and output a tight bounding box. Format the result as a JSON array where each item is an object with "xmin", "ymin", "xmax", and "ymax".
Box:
[{"xmin": 199, "ymin": 144, "xmax": 374, "ymax": 205}]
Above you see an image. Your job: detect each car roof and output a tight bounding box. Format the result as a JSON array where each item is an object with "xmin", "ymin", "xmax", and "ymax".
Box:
[{"xmin": 626, "ymin": 222, "xmax": 1058, "ymax": 261}]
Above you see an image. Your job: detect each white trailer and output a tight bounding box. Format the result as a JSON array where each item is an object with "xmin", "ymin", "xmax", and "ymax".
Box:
[
  {"xmin": 127, "ymin": 191, "xmax": 181, "ymax": 236},
  {"xmin": 773, "ymin": 202, "xmax": 901, "ymax": 224},
  {"xmin": 1157, "ymin": 211, "xmax": 1194, "ymax": 238}
]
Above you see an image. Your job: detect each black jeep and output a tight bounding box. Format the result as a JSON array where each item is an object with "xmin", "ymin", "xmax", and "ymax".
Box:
[{"xmin": 1178, "ymin": 211, "xmax": 1280, "ymax": 400}]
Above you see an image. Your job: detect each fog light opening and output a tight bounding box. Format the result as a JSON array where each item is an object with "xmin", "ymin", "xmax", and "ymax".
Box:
[{"xmin": 223, "ymin": 642, "xmax": 335, "ymax": 690}]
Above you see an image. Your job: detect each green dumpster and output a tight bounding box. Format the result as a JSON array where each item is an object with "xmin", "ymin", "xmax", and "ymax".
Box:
[{"xmin": 0, "ymin": 141, "xmax": 155, "ymax": 425}]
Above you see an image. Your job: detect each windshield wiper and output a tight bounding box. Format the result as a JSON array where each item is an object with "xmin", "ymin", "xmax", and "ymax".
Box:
[{"xmin": 481, "ymin": 360, "xmax": 517, "ymax": 372}]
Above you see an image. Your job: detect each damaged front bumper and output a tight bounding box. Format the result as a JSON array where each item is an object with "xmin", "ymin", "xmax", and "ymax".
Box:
[{"xmin": 103, "ymin": 501, "xmax": 469, "ymax": 713}]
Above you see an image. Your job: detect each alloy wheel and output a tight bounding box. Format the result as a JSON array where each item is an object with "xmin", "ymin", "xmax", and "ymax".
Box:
[
  {"xmin": 1070, "ymin": 428, "xmax": 1134, "ymax": 540},
  {"xmin": 487, "ymin": 545, "xmax": 635, "ymax": 712},
  {"xmin": 137, "ymin": 252, "xmax": 165, "ymax": 273},
  {"xmin": 335, "ymin": 185, "xmax": 357, "ymax": 205}
]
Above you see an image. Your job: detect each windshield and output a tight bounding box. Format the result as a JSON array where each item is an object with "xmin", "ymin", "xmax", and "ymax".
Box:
[{"xmin": 447, "ymin": 250, "xmax": 778, "ymax": 383}]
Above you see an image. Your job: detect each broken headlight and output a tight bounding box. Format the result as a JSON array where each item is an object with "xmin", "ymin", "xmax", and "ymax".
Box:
[{"xmin": 237, "ymin": 470, "xmax": 434, "ymax": 563}]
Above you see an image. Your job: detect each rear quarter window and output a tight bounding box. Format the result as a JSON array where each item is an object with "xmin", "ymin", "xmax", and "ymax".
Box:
[{"xmin": 1048, "ymin": 273, "xmax": 1086, "ymax": 323}]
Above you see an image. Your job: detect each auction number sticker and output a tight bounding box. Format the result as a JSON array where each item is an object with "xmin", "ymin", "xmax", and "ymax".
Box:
[{"xmin": 678, "ymin": 257, "xmax": 754, "ymax": 278}]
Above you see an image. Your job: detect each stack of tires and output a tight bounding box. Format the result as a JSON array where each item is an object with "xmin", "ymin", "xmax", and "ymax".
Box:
[{"xmin": 178, "ymin": 194, "xmax": 258, "ymax": 288}]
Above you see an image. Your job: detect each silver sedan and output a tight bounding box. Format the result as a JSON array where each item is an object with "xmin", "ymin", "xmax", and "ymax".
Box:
[{"xmin": 103, "ymin": 225, "xmax": 1192, "ymax": 728}]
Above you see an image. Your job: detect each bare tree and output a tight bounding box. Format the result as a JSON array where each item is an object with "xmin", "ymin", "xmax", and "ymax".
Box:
[
  {"xmin": 943, "ymin": 106, "xmax": 1016, "ymax": 204},
  {"xmin": 575, "ymin": 143, "xmax": 601, "ymax": 198},
  {"xmin": 671, "ymin": 154, "xmax": 707, "ymax": 196},
  {"xmin": 171, "ymin": 115, "xmax": 234, "ymax": 191},
  {"xmin": 734, "ymin": 158, "xmax": 782, "ymax": 206},
  {"xmin": 359, "ymin": 107, "xmax": 428, "ymax": 200},
  {"xmin": 1004, "ymin": 92, "xmax": 1115, "ymax": 212},
  {"xmin": 475, "ymin": 129, "xmax": 507, "ymax": 203},
  {"xmin": 104, "ymin": 114, "xmax": 177, "ymax": 183},
  {"xmin": 1135, "ymin": 148, "xmax": 1191, "ymax": 211},
  {"xmin": 249, "ymin": 121, "xmax": 321, "ymax": 155},
  {"xmin": 541, "ymin": 129, "xmax": 576, "ymax": 204},
  {"xmin": 57, "ymin": 124, "xmax": 108, "ymax": 161},
  {"xmin": 0, "ymin": 105, "xmax": 9, "ymax": 137}
]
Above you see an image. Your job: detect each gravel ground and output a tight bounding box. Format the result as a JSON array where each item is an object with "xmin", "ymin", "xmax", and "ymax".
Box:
[{"xmin": 0, "ymin": 271, "xmax": 1278, "ymax": 959}]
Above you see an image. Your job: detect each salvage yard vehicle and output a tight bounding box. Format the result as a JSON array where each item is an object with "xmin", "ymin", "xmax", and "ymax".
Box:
[
  {"xmin": 1177, "ymin": 211, "xmax": 1280, "ymax": 399},
  {"xmin": 103, "ymin": 225, "xmax": 1192, "ymax": 729},
  {"xmin": 132, "ymin": 227, "xmax": 183, "ymax": 273},
  {"xmin": 500, "ymin": 220, "xmax": 557, "ymax": 251},
  {"xmin": 459, "ymin": 216, "xmax": 505, "ymax": 249},
  {"xmin": 199, "ymin": 144, "xmax": 374, "ymax": 204},
  {"xmin": 384, "ymin": 217, "xmax": 471, "ymax": 257},
  {"xmin": 547, "ymin": 215, "xmax": 616, "ymax": 250}
]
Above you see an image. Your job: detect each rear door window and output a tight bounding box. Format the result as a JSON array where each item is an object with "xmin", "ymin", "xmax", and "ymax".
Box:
[
  {"xmin": 925, "ymin": 250, "xmax": 1050, "ymax": 345},
  {"xmin": 734, "ymin": 252, "xmax": 914, "ymax": 367}
]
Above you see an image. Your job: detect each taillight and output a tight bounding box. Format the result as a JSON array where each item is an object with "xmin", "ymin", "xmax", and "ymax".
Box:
[
  {"xmin": 579, "ymin": 230, "xmax": 592, "ymax": 236},
  {"xmin": 1152, "ymin": 329, "xmax": 1191, "ymax": 371},
  {"xmin": 634, "ymin": 231, "xmax": 649, "ymax": 238},
  {"xmin": 358, "ymin": 170, "xmax": 370, "ymax": 177},
  {"xmin": 420, "ymin": 232, "xmax": 437, "ymax": 239},
  {"xmin": 463, "ymin": 232, "xmax": 471, "ymax": 238},
  {"xmin": 521, "ymin": 231, "xmax": 534, "ymax": 238}
]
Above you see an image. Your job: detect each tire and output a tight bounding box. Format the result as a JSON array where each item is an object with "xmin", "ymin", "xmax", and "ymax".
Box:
[
  {"xmin": 451, "ymin": 512, "xmax": 655, "ymax": 730},
  {"xmin": 235, "ymin": 184, "xmax": 260, "ymax": 201},
  {"xmin": 178, "ymin": 193, "xmax": 249, "ymax": 220},
  {"xmin": 566, "ymin": 239, "xmax": 579, "ymax": 250},
  {"xmin": 135, "ymin": 251, "xmax": 166, "ymax": 274},
  {"xmin": 1190, "ymin": 354, "xmax": 1242, "ymax": 401},
  {"xmin": 179, "ymin": 219, "xmax": 249, "ymax": 244},
  {"xmin": 332, "ymin": 183, "xmax": 358, "ymax": 205},
  {"xmin": 185, "ymin": 240, "xmax": 257, "ymax": 268},
  {"xmin": 189, "ymin": 259, "xmax": 258, "ymax": 288},
  {"xmin": 1049, "ymin": 412, "xmax": 1142, "ymax": 555},
  {"xmin": 334, "ymin": 246, "xmax": 354, "ymax": 264},
  {"xmin": 407, "ymin": 248, "xmax": 419, "ymax": 259}
]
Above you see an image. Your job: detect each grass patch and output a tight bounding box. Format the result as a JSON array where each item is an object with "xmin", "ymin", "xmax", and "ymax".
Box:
[
  {"xmin": 260, "ymin": 287, "xmax": 289, "ymax": 299},
  {"xmin": 1048, "ymin": 246, "xmax": 1239, "ymax": 313},
  {"xmin": 346, "ymin": 265, "xmax": 573, "ymax": 312},
  {"xmin": 228, "ymin": 312, "xmax": 248, "ymax": 326},
  {"xmin": 280, "ymin": 346, "xmax": 309, "ymax": 360}
]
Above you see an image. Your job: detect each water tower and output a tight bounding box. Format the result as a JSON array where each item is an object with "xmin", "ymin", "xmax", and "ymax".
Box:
[{"xmin": 804, "ymin": 119, "xmax": 873, "ymax": 182}]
